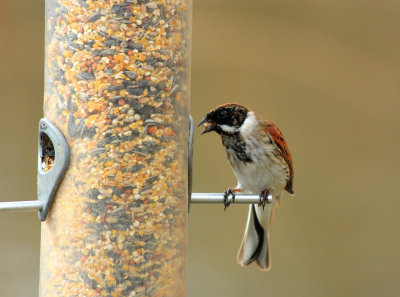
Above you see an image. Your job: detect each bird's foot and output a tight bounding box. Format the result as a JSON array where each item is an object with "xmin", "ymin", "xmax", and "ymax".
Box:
[
  {"xmin": 258, "ymin": 189, "xmax": 271, "ymax": 210},
  {"xmin": 223, "ymin": 189, "xmax": 236, "ymax": 211}
]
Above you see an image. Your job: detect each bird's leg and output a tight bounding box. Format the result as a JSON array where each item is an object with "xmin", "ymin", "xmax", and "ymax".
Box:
[
  {"xmin": 223, "ymin": 188, "xmax": 237, "ymax": 211},
  {"xmin": 259, "ymin": 189, "xmax": 271, "ymax": 210}
]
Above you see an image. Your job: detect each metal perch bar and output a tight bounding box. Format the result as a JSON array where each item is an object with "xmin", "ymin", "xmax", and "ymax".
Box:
[
  {"xmin": 191, "ymin": 193, "xmax": 272, "ymax": 204},
  {"xmin": 0, "ymin": 201, "xmax": 43, "ymax": 212},
  {"xmin": 0, "ymin": 194, "xmax": 271, "ymax": 213}
]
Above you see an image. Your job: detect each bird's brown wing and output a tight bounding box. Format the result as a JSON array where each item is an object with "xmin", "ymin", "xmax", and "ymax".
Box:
[{"xmin": 262, "ymin": 120, "xmax": 294, "ymax": 194}]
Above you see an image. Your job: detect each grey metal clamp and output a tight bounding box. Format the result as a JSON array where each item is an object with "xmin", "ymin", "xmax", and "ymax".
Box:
[{"xmin": 0, "ymin": 118, "xmax": 70, "ymax": 221}]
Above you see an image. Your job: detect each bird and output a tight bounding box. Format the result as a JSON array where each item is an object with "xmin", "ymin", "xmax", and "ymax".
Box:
[{"xmin": 198, "ymin": 103, "xmax": 294, "ymax": 271}]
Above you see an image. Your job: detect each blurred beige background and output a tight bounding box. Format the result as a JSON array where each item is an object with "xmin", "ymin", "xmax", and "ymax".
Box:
[{"xmin": 1, "ymin": 0, "xmax": 400, "ymax": 296}]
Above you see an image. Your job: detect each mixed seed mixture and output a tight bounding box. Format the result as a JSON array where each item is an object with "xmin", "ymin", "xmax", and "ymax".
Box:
[{"xmin": 40, "ymin": 0, "xmax": 190, "ymax": 296}]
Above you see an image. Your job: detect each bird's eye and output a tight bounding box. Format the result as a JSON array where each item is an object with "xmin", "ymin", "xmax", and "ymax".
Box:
[{"xmin": 221, "ymin": 110, "xmax": 227, "ymax": 117}]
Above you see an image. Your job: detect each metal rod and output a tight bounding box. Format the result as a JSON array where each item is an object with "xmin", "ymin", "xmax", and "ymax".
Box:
[
  {"xmin": 0, "ymin": 200, "xmax": 42, "ymax": 212},
  {"xmin": 0, "ymin": 193, "xmax": 270, "ymax": 213},
  {"xmin": 191, "ymin": 193, "xmax": 272, "ymax": 204}
]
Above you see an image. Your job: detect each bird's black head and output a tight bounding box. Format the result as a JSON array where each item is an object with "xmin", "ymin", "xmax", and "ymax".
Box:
[{"xmin": 198, "ymin": 103, "xmax": 249, "ymax": 135}]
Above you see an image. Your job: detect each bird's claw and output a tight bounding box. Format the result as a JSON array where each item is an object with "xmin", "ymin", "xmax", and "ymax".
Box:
[
  {"xmin": 223, "ymin": 189, "xmax": 236, "ymax": 211},
  {"xmin": 258, "ymin": 189, "xmax": 270, "ymax": 210}
]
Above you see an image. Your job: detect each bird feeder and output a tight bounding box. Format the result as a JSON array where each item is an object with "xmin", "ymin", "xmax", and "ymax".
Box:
[
  {"xmin": 0, "ymin": 1, "xmax": 273, "ymax": 296},
  {"xmin": 41, "ymin": 0, "xmax": 192, "ymax": 296}
]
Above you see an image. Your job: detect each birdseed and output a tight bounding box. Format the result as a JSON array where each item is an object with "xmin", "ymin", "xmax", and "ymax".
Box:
[{"xmin": 40, "ymin": 0, "xmax": 191, "ymax": 296}]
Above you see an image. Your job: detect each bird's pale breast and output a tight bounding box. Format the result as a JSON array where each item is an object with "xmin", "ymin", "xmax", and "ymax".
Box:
[
  {"xmin": 229, "ymin": 137, "xmax": 289, "ymax": 197},
  {"xmin": 227, "ymin": 112, "xmax": 289, "ymax": 196}
]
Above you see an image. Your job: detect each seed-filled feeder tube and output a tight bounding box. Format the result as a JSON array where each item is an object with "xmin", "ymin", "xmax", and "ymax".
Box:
[{"xmin": 40, "ymin": 0, "xmax": 191, "ymax": 296}]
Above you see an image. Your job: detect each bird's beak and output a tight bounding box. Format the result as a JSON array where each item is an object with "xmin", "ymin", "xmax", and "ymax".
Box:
[{"xmin": 197, "ymin": 116, "xmax": 215, "ymax": 135}]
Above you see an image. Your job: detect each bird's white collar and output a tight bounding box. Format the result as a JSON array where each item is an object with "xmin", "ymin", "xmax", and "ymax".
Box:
[{"xmin": 239, "ymin": 111, "xmax": 257, "ymax": 135}]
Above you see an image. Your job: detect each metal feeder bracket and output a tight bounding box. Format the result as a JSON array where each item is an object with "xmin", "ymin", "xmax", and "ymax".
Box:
[
  {"xmin": 188, "ymin": 115, "xmax": 194, "ymax": 211},
  {"xmin": 0, "ymin": 118, "xmax": 70, "ymax": 221}
]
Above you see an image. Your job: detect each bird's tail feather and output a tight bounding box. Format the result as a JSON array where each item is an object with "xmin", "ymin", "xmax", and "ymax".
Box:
[
  {"xmin": 255, "ymin": 229, "xmax": 270, "ymax": 271},
  {"xmin": 237, "ymin": 205, "xmax": 270, "ymax": 271}
]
